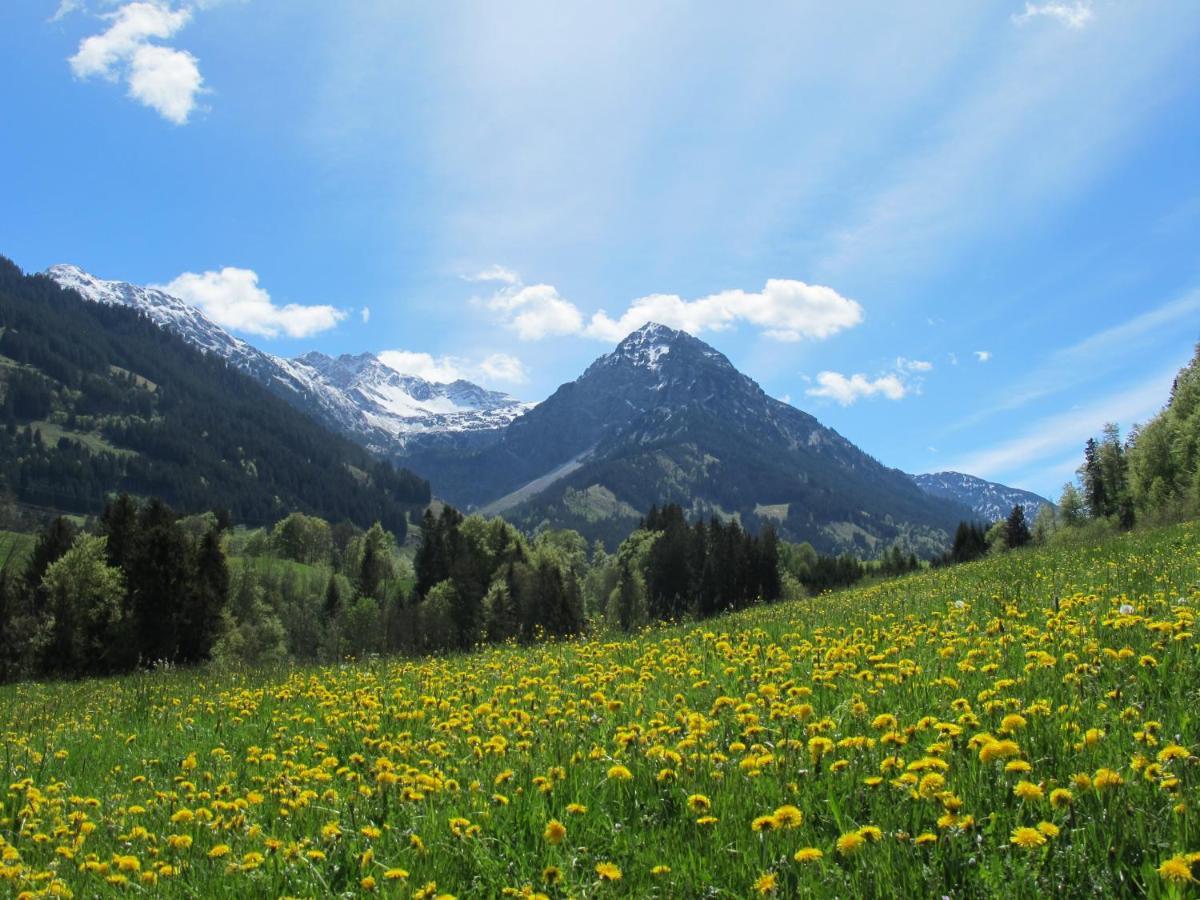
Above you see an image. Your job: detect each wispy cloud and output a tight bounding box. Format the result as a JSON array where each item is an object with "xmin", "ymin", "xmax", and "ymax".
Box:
[
  {"xmin": 943, "ymin": 369, "xmax": 1175, "ymax": 480},
  {"xmin": 948, "ymin": 289, "xmax": 1200, "ymax": 433},
  {"xmin": 1012, "ymin": 2, "xmax": 1094, "ymax": 30},
  {"xmin": 974, "ymin": 350, "xmax": 991, "ymax": 363}
]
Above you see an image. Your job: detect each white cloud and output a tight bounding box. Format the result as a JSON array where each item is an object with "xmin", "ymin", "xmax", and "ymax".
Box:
[
  {"xmin": 487, "ymin": 282, "xmax": 585, "ymax": 340},
  {"xmin": 586, "ymin": 279, "xmax": 864, "ymax": 343},
  {"xmin": 805, "ymin": 352, "xmax": 934, "ymax": 405},
  {"xmin": 158, "ymin": 268, "xmax": 346, "ymax": 338},
  {"xmin": 466, "ymin": 264, "xmax": 520, "ymax": 285},
  {"xmin": 360, "ymin": 307, "xmax": 371, "ymax": 324},
  {"xmin": 805, "ymin": 371, "xmax": 908, "ymax": 406},
  {"xmin": 1012, "ymin": 2, "xmax": 1094, "ymax": 29},
  {"xmin": 475, "ymin": 267, "xmax": 865, "ymax": 344},
  {"xmin": 376, "ymin": 350, "xmax": 529, "ymax": 386},
  {"xmin": 126, "ymin": 43, "xmax": 202, "ymax": 124},
  {"xmin": 377, "ymin": 351, "xmax": 466, "ymax": 384},
  {"xmin": 478, "ymin": 353, "xmax": 528, "ymax": 384},
  {"xmin": 68, "ymin": 1, "xmax": 205, "ymax": 124},
  {"xmin": 974, "ymin": 350, "xmax": 991, "ymax": 362}
]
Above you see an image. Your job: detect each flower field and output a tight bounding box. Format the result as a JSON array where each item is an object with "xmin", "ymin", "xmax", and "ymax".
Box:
[{"xmin": 2, "ymin": 522, "xmax": 1199, "ymax": 898}]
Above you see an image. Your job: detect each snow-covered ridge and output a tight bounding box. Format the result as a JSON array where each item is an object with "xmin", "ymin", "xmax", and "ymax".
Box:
[
  {"xmin": 911, "ymin": 471, "xmax": 1052, "ymax": 523},
  {"xmin": 45, "ymin": 265, "xmax": 531, "ymax": 450}
]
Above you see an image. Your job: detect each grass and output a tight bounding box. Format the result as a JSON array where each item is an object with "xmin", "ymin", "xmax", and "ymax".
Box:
[
  {"xmin": 0, "ymin": 531, "xmax": 36, "ymax": 568},
  {"xmin": 1, "ymin": 522, "xmax": 1198, "ymax": 897},
  {"xmin": 25, "ymin": 420, "xmax": 136, "ymax": 458}
]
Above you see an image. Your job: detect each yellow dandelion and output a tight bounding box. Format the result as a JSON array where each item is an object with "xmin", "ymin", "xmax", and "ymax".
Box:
[
  {"xmin": 1157, "ymin": 856, "xmax": 1195, "ymax": 884},
  {"xmin": 754, "ymin": 871, "xmax": 778, "ymax": 894},
  {"xmin": 836, "ymin": 832, "xmax": 866, "ymax": 856},
  {"xmin": 772, "ymin": 805, "xmax": 803, "ymax": 829},
  {"xmin": 1010, "ymin": 827, "xmax": 1046, "ymax": 850},
  {"xmin": 595, "ymin": 862, "xmax": 622, "ymax": 882}
]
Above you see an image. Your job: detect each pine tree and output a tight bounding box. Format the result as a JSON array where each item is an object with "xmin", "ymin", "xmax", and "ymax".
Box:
[
  {"xmin": 180, "ymin": 526, "xmax": 228, "ymax": 663},
  {"xmin": 322, "ymin": 574, "xmax": 343, "ymax": 621},
  {"xmin": 1005, "ymin": 505, "xmax": 1031, "ymax": 549},
  {"xmin": 1082, "ymin": 437, "xmax": 1108, "ymax": 518}
]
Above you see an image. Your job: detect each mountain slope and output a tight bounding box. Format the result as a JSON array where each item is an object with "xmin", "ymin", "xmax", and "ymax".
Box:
[
  {"xmin": 911, "ymin": 472, "xmax": 1052, "ymax": 523},
  {"xmin": 45, "ymin": 265, "xmax": 529, "ymax": 453},
  {"xmin": 406, "ymin": 323, "xmax": 973, "ymax": 554},
  {"xmin": 0, "ymin": 257, "xmax": 429, "ymax": 532}
]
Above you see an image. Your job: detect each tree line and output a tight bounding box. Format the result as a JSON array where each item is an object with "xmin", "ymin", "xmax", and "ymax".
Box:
[{"xmin": 0, "ymin": 496, "xmax": 228, "ymax": 680}]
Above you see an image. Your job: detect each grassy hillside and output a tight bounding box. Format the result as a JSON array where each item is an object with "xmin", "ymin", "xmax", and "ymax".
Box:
[{"xmin": 1, "ymin": 522, "xmax": 1197, "ymax": 897}]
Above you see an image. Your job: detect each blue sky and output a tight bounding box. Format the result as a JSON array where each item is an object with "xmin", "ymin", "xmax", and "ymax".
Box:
[{"xmin": 2, "ymin": 0, "xmax": 1198, "ymax": 500}]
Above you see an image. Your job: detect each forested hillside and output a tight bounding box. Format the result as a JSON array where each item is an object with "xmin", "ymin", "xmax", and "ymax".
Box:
[{"xmin": 0, "ymin": 258, "xmax": 429, "ymax": 532}]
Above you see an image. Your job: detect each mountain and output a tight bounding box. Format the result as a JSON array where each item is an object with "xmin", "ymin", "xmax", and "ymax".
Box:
[
  {"xmin": 0, "ymin": 257, "xmax": 429, "ymax": 532},
  {"xmin": 910, "ymin": 472, "xmax": 1052, "ymax": 523},
  {"xmin": 45, "ymin": 265, "xmax": 530, "ymax": 453},
  {"xmin": 404, "ymin": 323, "xmax": 973, "ymax": 554},
  {"xmin": 295, "ymin": 350, "xmax": 532, "ymax": 449}
]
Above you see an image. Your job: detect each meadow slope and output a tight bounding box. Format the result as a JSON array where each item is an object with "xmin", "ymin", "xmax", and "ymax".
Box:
[{"xmin": 2, "ymin": 523, "xmax": 1198, "ymax": 898}]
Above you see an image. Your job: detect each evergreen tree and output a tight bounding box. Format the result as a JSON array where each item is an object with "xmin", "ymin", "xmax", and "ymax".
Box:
[
  {"xmin": 1005, "ymin": 505, "xmax": 1031, "ymax": 549},
  {"xmin": 1082, "ymin": 437, "xmax": 1108, "ymax": 518},
  {"xmin": 322, "ymin": 574, "xmax": 343, "ymax": 621},
  {"xmin": 180, "ymin": 526, "xmax": 229, "ymax": 663}
]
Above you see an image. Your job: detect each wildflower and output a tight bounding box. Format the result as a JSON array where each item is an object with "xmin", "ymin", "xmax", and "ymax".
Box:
[
  {"xmin": 1010, "ymin": 827, "xmax": 1046, "ymax": 850},
  {"xmin": 651, "ymin": 865, "xmax": 671, "ymax": 876},
  {"xmin": 543, "ymin": 819, "xmax": 566, "ymax": 845},
  {"xmin": 361, "ymin": 875, "xmax": 377, "ymax": 891},
  {"xmin": 1036, "ymin": 821, "xmax": 1060, "ymax": 839},
  {"xmin": 566, "ymin": 802, "xmax": 588, "ymax": 815},
  {"xmin": 979, "ymin": 739, "xmax": 1021, "ymax": 763},
  {"xmin": 772, "ymin": 805, "xmax": 803, "ymax": 829},
  {"xmin": 836, "ymin": 832, "xmax": 866, "ymax": 856},
  {"xmin": 607, "ymin": 765, "xmax": 633, "ymax": 782},
  {"xmin": 1093, "ymin": 768, "xmax": 1124, "ymax": 790},
  {"xmin": 1049, "ymin": 788, "xmax": 1073, "ymax": 809},
  {"xmin": 207, "ymin": 844, "xmax": 231, "ymax": 859},
  {"xmin": 542, "ymin": 866, "xmax": 562, "ymax": 885},
  {"xmin": 1014, "ymin": 781, "xmax": 1044, "ymax": 802},
  {"xmin": 687, "ymin": 794, "xmax": 711, "ymax": 813},
  {"xmin": 794, "ymin": 847, "xmax": 823, "ymax": 863},
  {"xmin": 384, "ymin": 869, "xmax": 409, "ymax": 881},
  {"xmin": 1000, "ymin": 714, "xmax": 1027, "ymax": 733},
  {"xmin": 1157, "ymin": 856, "xmax": 1195, "ymax": 884},
  {"xmin": 751, "ymin": 815, "xmax": 776, "ymax": 833},
  {"xmin": 754, "ymin": 872, "xmax": 778, "ymax": 894},
  {"xmin": 595, "ymin": 862, "xmax": 622, "ymax": 881}
]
